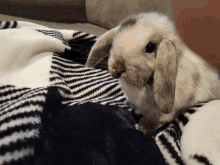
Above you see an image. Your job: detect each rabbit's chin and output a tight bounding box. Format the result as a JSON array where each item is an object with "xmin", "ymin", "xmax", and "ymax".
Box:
[{"xmin": 119, "ymin": 78, "xmax": 155, "ymax": 112}]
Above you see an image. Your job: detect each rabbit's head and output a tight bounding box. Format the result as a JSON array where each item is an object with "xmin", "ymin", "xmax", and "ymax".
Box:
[{"xmin": 85, "ymin": 12, "xmax": 220, "ymax": 133}]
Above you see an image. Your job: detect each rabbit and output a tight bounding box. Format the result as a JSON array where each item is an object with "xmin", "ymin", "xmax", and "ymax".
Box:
[{"xmin": 85, "ymin": 12, "xmax": 220, "ymax": 135}]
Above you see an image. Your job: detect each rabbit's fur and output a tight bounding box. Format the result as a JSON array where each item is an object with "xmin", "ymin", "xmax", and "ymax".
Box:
[{"xmin": 85, "ymin": 12, "xmax": 220, "ymax": 134}]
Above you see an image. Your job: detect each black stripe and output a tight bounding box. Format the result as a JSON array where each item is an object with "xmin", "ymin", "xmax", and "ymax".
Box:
[
  {"xmin": 70, "ymin": 83, "xmax": 119, "ymax": 100},
  {"xmin": 0, "ymin": 85, "xmax": 15, "ymax": 90},
  {"xmin": 192, "ymin": 154, "xmax": 213, "ymax": 165},
  {"xmin": 73, "ymin": 33, "xmax": 90, "ymax": 40},
  {"xmin": 0, "ymin": 121, "xmax": 40, "ymax": 139},
  {"xmin": 50, "ymin": 70, "xmax": 109, "ymax": 79},
  {"xmin": 192, "ymin": 104, "xmax": 203, "ymax": 108},
  {"xmin": 12, "ymin": 21, "xmax": 17, "ymax": 28},
  {"xmin": 172, "ymin": 120, "xmax": 182, "ymax": 137},
  {"xmin": 49, "ymin": 76, "xmax": 63, "ymax": 82},
  {"xmin": 0, "ymin": 112, "xmax": 41, "ymax": 136},
  {"xmin": 0, "ymin": 87, "xmax": 44, "ymax": 102},
  {"xmin": 82, "ymin": 36, "xmax": 97, "ymax": 41},
  {"xmin": 169, "ymin": 125, "xmax": 181, "ymax": 143},
  {"xmin": 51, "ymin": 60, "xmax": 86, "ymax": 69},
  {"xmin": 65, "ymin": 73, "xmax": 113, "ymax": 84},
  {"xmin": 72, "ymin": 31, "xmax": 82, "ymax": 37},
  {"xmin": 0, "ymin": 134, "xmax": 39, "ymax": 157},
  {"xmin": 0, "ymin": 90, "xmax": 46, "ymax": 108},
  {"xmin": 177, "ymin": 114, "xmax": 189, "ymax": 126},
  {"xmin": 0, "ymin": 99, "xmax": 44, "ymax": 118},
  {"xmin": 68, "ymin": 77, "xmax": 118, "ymax": 92},
  {"xmin": 53, "ymin": 54, "xmax": 75, "ymax": 64},
  {"xmin": 186, "ymin": 109, "xmax": 196, "ymax": 114},
  {"xmin": 159, "ymin": 134, "xmax": 185, "ymax": 165},
  {"xmin": 3, "ymin": 21, "xmax": 10, "ymax": 29},
  {"xmin": 50, "ymin": 66, "xmax": 108, "ymax": 77},
  {"xmin": 155, "ymin": 122, "xmax": 171, "ymax": 134},
  {"xmin": 0, "ymin": 87, "xmax": 30, "ymax": 99},
  {"xmin": 167, "ymin": 129, "xmax": 181, "ymax": 152}
]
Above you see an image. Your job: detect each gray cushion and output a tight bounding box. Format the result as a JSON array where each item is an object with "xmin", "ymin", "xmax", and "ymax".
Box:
[
  {"xmin": 0, "ymin": 14, "xmax": 108, "ymax": 36},
  {"xmin": 86, "ymin": 0, "xmax": 174, "ymax": 29}
]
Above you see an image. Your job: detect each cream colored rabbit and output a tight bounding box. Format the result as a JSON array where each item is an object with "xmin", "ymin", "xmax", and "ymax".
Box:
[{"xmin": 85, "ymin": 12, "xmax": 220, "ymax": 134}]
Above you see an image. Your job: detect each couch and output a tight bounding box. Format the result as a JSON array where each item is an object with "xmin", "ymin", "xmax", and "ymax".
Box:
[{"xmin": 0, "ymin": 0, "xmax": 174, "ymax": 36}]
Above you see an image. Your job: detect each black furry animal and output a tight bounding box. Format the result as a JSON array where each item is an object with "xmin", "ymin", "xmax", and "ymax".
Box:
[{"xmin": 35, "ymin": 87, "xmax": 166, "ymax": 165}]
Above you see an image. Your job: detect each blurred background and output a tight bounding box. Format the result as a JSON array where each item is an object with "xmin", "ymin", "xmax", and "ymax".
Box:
[{"xmin": 173, "ymin": 0, "xmax": 220, "ymax": 70}]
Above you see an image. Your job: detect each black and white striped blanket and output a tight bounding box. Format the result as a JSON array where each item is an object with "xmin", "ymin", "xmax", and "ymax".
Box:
[{"xmin": 0, "ymin": 21, "xmax": 215, "ymax": 165}]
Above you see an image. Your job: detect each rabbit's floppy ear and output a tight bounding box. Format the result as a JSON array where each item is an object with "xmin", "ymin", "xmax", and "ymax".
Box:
[
  {"xmin": 153, "ymin": 39, "xmax": 179, "ymax": 114},
  {"xmin": 85, "ymin": 26, "xmax": 119, "ymax": 68}
]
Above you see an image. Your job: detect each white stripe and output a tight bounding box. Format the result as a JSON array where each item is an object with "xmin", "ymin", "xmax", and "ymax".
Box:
[
  {"xmin": 51, "ymin": 65, "xmax": 108, "ymax": 76},
  {"xmin": 155, "ymin": 133, "xmax": 179, "ymax": 165},
  {"xmin": 0, "ymin": 146, "xmax": 34, "ymax": 165},
  {"xmin": 72, "ymin": 32, "xmax": 87, "ymax": 38},
  {"xmin": 95, "ymin": 94, "xmax": 126, "ymax": 105},
  {"xmin": 163, "ymin": 131, "xmax": 181, "ymax": 157},
  {"xmin": 51, "ymin": 64, "xmax": 106, "ymax": 74},
  {"xmin": 0, "ymin": 21, "xmax": 6, "ymax": 29},
  {"xmin": 0, "ymin": 88, "xmax": 46, "ymax": 107},
  {"xmin": 0, "ymin": 86, "xmax": 27, "ymax": 95},
  {"xmin": 53, "ymin": 55, "xmax": 74, "ymax": 63},
  {"xmin": 92, "ymin": 91, "xmax": 125, "ymax": 102},
  {"xmin": 83, "ymin": 34, "xmax": 97, "ymax": 40},
  {"xmin": 56, "ymin": 29, "xmax": 80, "ymax": 41},
  {"xmin": 0, "ymin": 129, "xmax": 38, "ymax": 148},
  {"xmin": 66, "ymin": 83, "xmax": 123, "ymax": 103},
  {"xmin": 168, "ymin": 124, "xmax": 181, "ymax": 148},
  {"xmin": 184, "ymin": 112, "xmax": 192, "ymax": 119},
  {"xmin": 0, "ymin": 96, "xmax": 45, "ymax": 116},
  {"xmin": 66, "ymin": 92, "xmax": 125, "ymax": 105},
  {"xmin": 0, "ymin": 116, "xmax": 41, "ymax": 132},
  {"xmin": 52, "ymin": 60, "xmax": 101, "ymax": 71},
  {"xmin": 177, "ymin": 119, "xmax": 184, "ymax": 132},
  {"xmin": 9, "ymin": 21, "xmax": 15, "ymax": 28},
  {"xmin": 69, "ymin": 81, "xmax": 120, "ymax": 99},
  {"xmin": 0, "ymin": 88, "xmax": 31, "ymax": 103},
  {"xmin": 67, "ymin": 73, "xmax": 116, "ymax": 86},
  {"xmin": 0, "ymin": 105, "xmax": 42, "ymax": 126}
]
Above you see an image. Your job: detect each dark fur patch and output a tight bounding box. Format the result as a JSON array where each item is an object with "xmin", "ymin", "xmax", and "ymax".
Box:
[
  {"xmin": 119, "ymin": 18, "xmax": 137, "ymax": 31},
  {"xmin": 191, "ymin": 154, "xmax": 213, "ymax": 165}
]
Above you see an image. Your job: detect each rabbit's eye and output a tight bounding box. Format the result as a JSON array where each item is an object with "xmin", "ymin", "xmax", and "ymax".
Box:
[{"xmin": 145, "ymin": 43, "xmax": 156, "ymax": 53}]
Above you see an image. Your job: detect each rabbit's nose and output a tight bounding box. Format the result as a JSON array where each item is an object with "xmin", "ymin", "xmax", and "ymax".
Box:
[{"xmin": 111, "ymin": 60, "xmax": 126, "ymax": 78}]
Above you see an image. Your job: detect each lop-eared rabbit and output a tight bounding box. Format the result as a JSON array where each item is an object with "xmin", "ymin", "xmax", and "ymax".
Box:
[{"xmin": 85, "ymin": 12, "xmax": 220, "ymax": 165}]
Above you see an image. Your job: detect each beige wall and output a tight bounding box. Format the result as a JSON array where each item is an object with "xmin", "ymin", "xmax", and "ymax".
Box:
[{"xmin": 173, "ymin": 0, "xmax": 220, "ymax": 70}]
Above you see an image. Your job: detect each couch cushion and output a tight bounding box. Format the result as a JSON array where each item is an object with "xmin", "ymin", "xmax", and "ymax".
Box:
[
  {"xmin": 86, "ymin": 0, "xmax": 174, "ymax": 29},
  {"xmin": 0, "ymin": 14, "xmax": 108, "ymax": 36},
  {"xmin": 0, "ymin": 0, "xmax": 87, "ymax": 23}
]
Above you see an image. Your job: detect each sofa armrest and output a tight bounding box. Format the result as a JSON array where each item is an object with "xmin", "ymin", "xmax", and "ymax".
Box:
[
  {"xmin": 0, "ymin": 0, "xmax": 87, "ymax": 23},
  {"xmin": 86, "ymin": 0, "xmax": 174, "ymax": 29}
]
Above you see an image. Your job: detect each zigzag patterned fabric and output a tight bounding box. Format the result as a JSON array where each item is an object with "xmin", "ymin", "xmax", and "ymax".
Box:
[{"xmin": 0, "ymin": 20, "xmax": 213, "ymax": 165}]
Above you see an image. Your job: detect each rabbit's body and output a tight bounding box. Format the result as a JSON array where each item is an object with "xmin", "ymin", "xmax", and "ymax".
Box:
[
  {"xmin": 86, "ymin": 12, "xmax": 220, "ymax": 133},
  {"xmin": 85, "ymin": 12, "xmax": 220, "ymax": 164}
]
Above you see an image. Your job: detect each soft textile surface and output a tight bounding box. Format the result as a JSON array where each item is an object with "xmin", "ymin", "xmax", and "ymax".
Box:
[
  {"xmin": 86, "ymin": 0, "xmax": 174, "ymax": 29},
  {"xmin": 0, "ymin": 14, "xmax": 108, "ymax": 37},
  {"xmin": 0, "ymin": 20, "xmax": 214, "ymax": 165}
]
